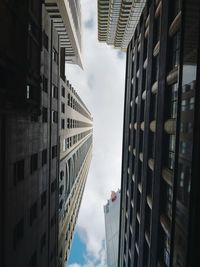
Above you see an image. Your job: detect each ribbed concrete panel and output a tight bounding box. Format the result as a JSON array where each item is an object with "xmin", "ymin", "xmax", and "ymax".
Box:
[{"xmin": 45, "ymin": 0, "xmax": 83, "ymax": 68}]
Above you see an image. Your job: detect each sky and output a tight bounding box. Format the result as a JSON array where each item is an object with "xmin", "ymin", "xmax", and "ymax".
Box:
[{"xmin": 66, "ymin": 0, "xmax": 126, "ymax": 266}]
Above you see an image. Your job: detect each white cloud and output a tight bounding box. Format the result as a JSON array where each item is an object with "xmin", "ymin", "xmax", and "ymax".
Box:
[
  {"xmin": 66, "ymin": 0, "xmax": 126, "ymax": 264},
  {"xmin": 68, "ymin": 264, "xmax": 82, "ymax": 267},
  {"xmin": 68, "ymin": 245, "xmax": 107, "ymax": 267}
]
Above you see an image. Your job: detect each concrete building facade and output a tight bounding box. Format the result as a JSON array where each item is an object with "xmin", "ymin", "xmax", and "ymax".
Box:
[
  {"xmin": 0, "ymin": 1, "xmax": 92, "ymax": 267},
  {"xmin": 119, "ymin": 0, "xmax": 200, "ymax": 266},
  {"xmin": 58, "ymin": 80, "xmax": 93, "ymax": 266},
  {"xmin": 104, "ymin": 190, "xmax": 120, "ymax": 267},
  {"xmin": 98, "ymin": 0, "xmax": 146, "ymax": 50},
  {"xmin": 45, "ymin": 0, "xmax": 83, "ymax": 68}
]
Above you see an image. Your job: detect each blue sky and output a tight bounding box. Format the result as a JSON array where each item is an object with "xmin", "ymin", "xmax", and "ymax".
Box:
[
  {"xmin": 68, "ymin": 231, "xmax": 86, "ymax": 265},
  {"xmin": 65, "ymin": 0, "xmax": 126, "ymax": 266}
]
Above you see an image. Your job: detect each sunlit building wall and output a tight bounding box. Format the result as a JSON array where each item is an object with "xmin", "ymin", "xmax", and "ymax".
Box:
[
  {"xmin": 58, "ymin": 80, "xmax": 93, "ymax": 266},
  {"xmin": 104, "ymin": 190, "xmax": 120, "ymax": 267},
  {"xmin": 119, "ymin": 0, "xmax": 200, "ymax": 266},
  {"xmin": 98, "ymin": 0, "xmax": 146, "ymax": 50},
  {"xmin": 45, "ymin": 0, "xmax": 83, "ymax": 68}
]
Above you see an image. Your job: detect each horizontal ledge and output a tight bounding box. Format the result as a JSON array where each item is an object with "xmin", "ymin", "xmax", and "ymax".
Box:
[
  {"xmin": 166, "ymin": 66, "xmax": 179, "ymax": 85},
  {"xmin": 147, "ymin": 195, "xmax": 153, "ymax": 209},
  {"xmin": 164, "ymin": 118, "xmax": 176, "ymax": 134},
  {"xmin": 142, "ymin": 90, "xmax": 147, "ymax": 100},
  {"xmin": 148, "ymin": 158, "xmax": 154, "ymax": 171},
  {"xmin": 160, "ymin": 214, "xmax": 171, "ymax": 236},
  {"xmin": 155, "ymin": 1, "xmax": 162, "ymax": 18},
  {"xmin": 150, "ymin": 120, "xmax": 156, "ymax": 133},
  {"xmin": 152, "ymin": 81, "xmax": 158, "ymax": 94},
  {"xmin": 169, "ymin": 11, "xmax": 182, "ymax": 37},
  {"xmin": 153, "ymin": 41, "xmax": 160, "ymax": 57},
  {"xmin": 162, "ymin": 168, "xmax": 173, "ymax": 187}
]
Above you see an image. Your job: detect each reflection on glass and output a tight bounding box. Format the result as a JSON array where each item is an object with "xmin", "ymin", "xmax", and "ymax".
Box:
[{"xmin": 173, "ymin": 0, "xmax": 200, "ymax": 266}]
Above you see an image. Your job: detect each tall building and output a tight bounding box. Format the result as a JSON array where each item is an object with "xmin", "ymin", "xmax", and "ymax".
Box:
[
  {"xmin": 97, "ymin": 0, "xmax": 146, "ymax": 50},
  {"xmin": 58, "ymin": 80, "xmax": 93, "ymax": 266},
  {"xmin": 45, "ymin": 0, "xmax": 83, "ymax": 68},
  {"xmin": 0, "ymin": 1, "xmax": 92, "ymax": 267},
  {"xmin": 119, "ymin": 0, "xmax": 200, "ymax": 266},
  {"xmin": 104, "ymin": 190, "xmax": 120, "ymax": 267}
]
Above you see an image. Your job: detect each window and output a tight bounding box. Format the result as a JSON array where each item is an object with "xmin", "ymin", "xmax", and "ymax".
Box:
[
  {"xmin": 52, "ymin": 145, "xmax": 57, "ymax": 159},
  {"xmin": 14, "ymin": 159, "xmax": 24, "ymax": 185},
  {"xmin": 51, "ymin": 180, "xmax": 56, "ymax": 193},
  {"xmin": 67, "ymin": 118, "xmax": 70, "ymax": 128},
  {"xmin": 28, "ymin": 19, "xmax": 37, "ymax": 38},
  {"xmin": 43, "ymin": 76, "xmax": 48, "ymax": 92},
  {"xmin": 61, "ymin": 119, "xmax": 65, "ymax": 129},
  {"xmin": 52, "ymin": 85, "xmax": 58, "ymax": 99},
  {"xmin": 43, "ymin": 31, "xmax": 49, "ymax": 51},
  {"xmin": 61, "ymin": 102, "xmax": 65, "ymax": 113},
  {"xmin": 42, "ymin": 107, "xmax": 48, "ymax": 123},
  {"xmin": 51, "ymin": 213, "xmax": 56, "ymax": 227},
  {"xmin": 40, "ymin": 233, "xmax": 46, "ymax": 254},
  {"xmin": 41, "ymin": 191, "xmax": 47, "ymax": 210},
  {"xmin": 52, "ymin": 111, "xmax": 58, "ymax": 123},
  {"xmin": 52, "ymin": 47, "xmax": 58, "ymax": 64},
  {"xmin": 61, "ymin": 86, "xmax": 65, "ymax": 97},
  {"xmin": 13, "ymin": 218, "xmax": 24, "ymax": 249},
  {"xmin": 42, "ymin": 149, "xmax": 47, "ymax": 166},
  {"xmin": 30, "ymin": 201, "xmax": 37, "ymax": 226},
  {"xmin": 59, "ymin": 199, "xmax": 63, "ymax": 210},
  {"xmin": 59, "ymin": 185, "xmax": 64, "ymax": 195},
  {"xmin": 60, "ymin": 171, "xmax": 64, "ymax": 180},
  {"xmin": 30, "ymin": 154, "xmax": 38, "ymax": 174},
  {"xmin": 69, "ymin": 137, "xmax": 72, "ymax": 147},
  {"xmin": 67, "ymin": 137, "xmax": 69, "ymax": 148},
  {"xmin": 67, "ymin": 93, "xmax": 70, "ymax": 106}
]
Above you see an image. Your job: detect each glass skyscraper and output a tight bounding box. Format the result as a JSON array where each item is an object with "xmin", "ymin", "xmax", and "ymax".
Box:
[{"xmin": 104, "ymin": 190, "xmax": 120, "ymax": 267}]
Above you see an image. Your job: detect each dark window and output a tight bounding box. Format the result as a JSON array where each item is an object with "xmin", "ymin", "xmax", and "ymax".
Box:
[
  {"xmin": 30, "ymin": 154, "xmax": 38, "ymax": 174},
  {"xmin": 28, "ymin": 19, "xmax": 38, "ymax": 39},
  {"xmin": 13, "ymin": 218, "xmax": 24, "ymax": 249},
  {"xmin": 61, "ymin": 102, "xmax": 65, "ymax": 113},
  {"xmin": 59, "ymin": 199, "xmax": 63, "ymax": 210},
  {"xmin": 51, "ymin": 180, "xmax": 56, "ymax": 193},
  {"xmin": 61, "ymin": 86, "xmax": 65, "ymax": 97},
  {"xmin": 52, "ymin": 145, "xmax": 57, "ymax": 159},
  {"xmin": 43, "ymin": 76, "xmax": 48, "ymax": 92},
  {"xmin": 60, "ymin": 171, "xmax": 64, "ymax": 180},
  {"xmin": 67, "ymin": 93, "xmax": 70, "ymax": 106},
  {"xmin": 41, "ymin": 191, "xmax": 47, "ymax": 210},
  {"xmin": 14, "ymin": 159, "xmax": 24, "ymax": 185},
  {"xmin": 53, "ymin": 48, "xmax": 58, "ymax": 64},
  {"xmin": 30, "ymin": 201, "xmax": 37, "ymax": 226},
  {"xmin": 52, "ymin": 111, "xmax": 58, "ymax": 123},
  {"xmin": 43, "ymin": 31, "xmax": 49, "ymax": 51},
  {"xmin": 42, "ymin": 107, "xmax": 48, "ymax": 123},
  {"xmin": 52, "ymin": 85, "xmax": 58, "ymax": 99},
  {"xmin": 28, "ymin": 251, "xmax": 37, "ymax": 267},
  {"xmin": 59, "ymin": 185, "xmax": 64, "ymax": 195},
  {"xmin": 51, "ymin": 213, "xmax": 56, "ymax": 227},
  {"xmin": 61, "ymin": 119, "xmax": 65, "ymax": 129},
  {"xmin": 67, "ymin": 118, "xmax": 70, "ymax": 128},
  {"xmin": 42, "ymin": 149, "xmax": 47, "ymax": 166},
  {"xmin": 40, "ymin": 233, "xmax": 46, "ymax": 254}
]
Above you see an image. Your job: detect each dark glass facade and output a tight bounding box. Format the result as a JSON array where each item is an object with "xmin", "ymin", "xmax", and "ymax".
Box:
[{"xmin": 119, "ymin": 0, "xmax": 200, "ymax": 266}]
